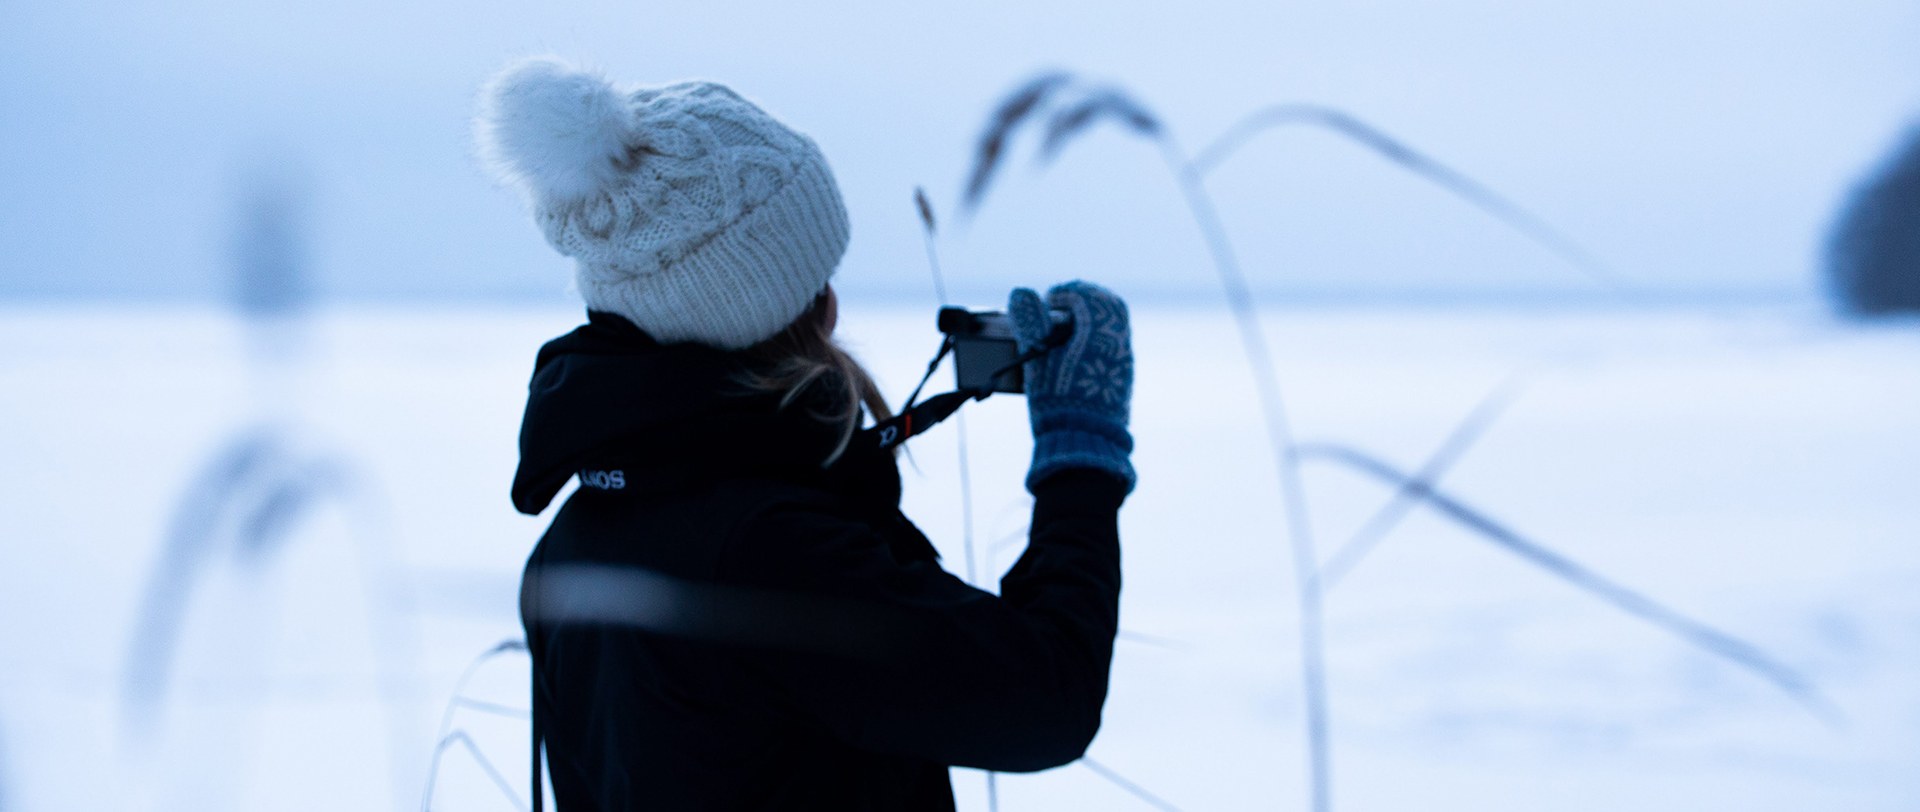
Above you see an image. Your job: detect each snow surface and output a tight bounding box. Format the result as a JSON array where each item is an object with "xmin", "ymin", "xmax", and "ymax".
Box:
[{"xmin": 1, "ymin": 302, "xmax": 1916, "ymax": 811}]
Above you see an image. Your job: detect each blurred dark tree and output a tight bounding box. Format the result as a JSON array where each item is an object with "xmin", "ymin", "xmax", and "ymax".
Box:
[{"xmin": 1828, "ymin": 125, "xmax": 1920, "ymax": 314}]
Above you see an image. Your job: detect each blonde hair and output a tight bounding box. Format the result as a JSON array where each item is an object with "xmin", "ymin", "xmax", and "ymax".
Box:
[{"xmin": 738, "ymin": 292, "xmax": 892, "ymax": 466}]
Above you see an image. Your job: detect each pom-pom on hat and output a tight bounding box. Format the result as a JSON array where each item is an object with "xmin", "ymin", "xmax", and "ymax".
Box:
[{"xmin": 476, "ymin": 57, "xmax": 849, "ymax": 349}]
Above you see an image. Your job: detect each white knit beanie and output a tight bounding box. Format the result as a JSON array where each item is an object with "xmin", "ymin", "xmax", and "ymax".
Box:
[{"xmin": 476, "ymin": 57, "xmax": 849, "ymax": 349}]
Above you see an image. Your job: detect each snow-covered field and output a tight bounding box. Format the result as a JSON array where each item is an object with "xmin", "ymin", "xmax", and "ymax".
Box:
[{"xmin": 2, "ymin": 301, "xmax": 1916, "ymax": 811}]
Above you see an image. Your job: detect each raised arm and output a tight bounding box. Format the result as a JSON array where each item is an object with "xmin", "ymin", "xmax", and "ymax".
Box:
[{"xmin": 720, "ymin": 468, "xmax": 1123, "ymax": 772}]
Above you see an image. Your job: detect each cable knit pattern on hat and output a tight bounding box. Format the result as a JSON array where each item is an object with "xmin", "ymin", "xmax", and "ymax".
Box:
[{"xmin": 477, "ymin": 57, "xmax": 849, "ymax": 349}]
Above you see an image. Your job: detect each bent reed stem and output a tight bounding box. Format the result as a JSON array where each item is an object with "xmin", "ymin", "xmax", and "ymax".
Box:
[{"xmin": 1156, "ymin": 135, "xmax": 1333, "ymax": 812}]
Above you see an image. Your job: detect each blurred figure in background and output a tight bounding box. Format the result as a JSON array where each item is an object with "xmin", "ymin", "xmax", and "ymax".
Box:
[{"xmin": 481, "ymin": 57, "xmax": 1137, "ymax": 811}]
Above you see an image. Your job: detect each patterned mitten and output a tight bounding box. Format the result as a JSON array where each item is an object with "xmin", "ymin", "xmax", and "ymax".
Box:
[{"xmin": 1008, "ymin": 281, "xmax": 1135, "ymax": 493}]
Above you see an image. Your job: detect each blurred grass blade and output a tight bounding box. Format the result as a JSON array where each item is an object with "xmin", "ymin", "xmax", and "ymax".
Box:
[
  {"xmin": 451, "ymin": 697, "xmax": 531, "ymax": 719},
  {"xmin": 1040, "ymin": 89, "xmax": 1162, "ymax": 161},
  {"xmin": 1190, "ymin": 103, "xmax": 1622, "ymax": 290},
  {"xmin": 422, "ymin": 730, "xmax": 529, "ymax": 812},
  {"xmin": 1079, "ymin": 758, "xmax": 1185, "ymax": 812},
  {"xmin": 963, "ymin": 72, "xmax": 1074, "ymax": 213},
  {"xmin": 1320, "ymin": 373, "xmax": 1527, "ymax": 588},
  {"xmin": 1297, "ymin": 442, "xmax": 1843, "ymax": 726},
  {"xmin": 914, "ymin": 186, "xmax": 938, "ymax": 234},
  {"xmin": 914, "ymin": 186, "xmax": 948, "ymax": 304}
]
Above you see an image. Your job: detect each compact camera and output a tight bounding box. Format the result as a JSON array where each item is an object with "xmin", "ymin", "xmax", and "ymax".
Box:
[{"xmin": 936, "ymin": 306, "xmax": 1074, "ymax": 394}]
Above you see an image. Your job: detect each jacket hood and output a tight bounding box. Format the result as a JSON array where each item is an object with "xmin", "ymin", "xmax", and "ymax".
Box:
[{"xmin": 511, "ymin": 311, "xmax": 878, "ymax": 515}]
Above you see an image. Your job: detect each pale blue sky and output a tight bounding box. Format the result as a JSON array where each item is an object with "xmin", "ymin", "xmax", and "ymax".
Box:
[{"xmin": 3, "ymin": 0, "xmax": 1917, "ymax": 302}]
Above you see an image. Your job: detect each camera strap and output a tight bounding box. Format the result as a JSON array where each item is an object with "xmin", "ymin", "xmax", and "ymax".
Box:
[
  {"xmin": 860, "ymin": 340, "xmax": 1050, "ymax": 451},
  {"xmin": 864, "ymin": 388, "xmax": 987, "ymax": 450},
  {"xmin": 898, "ymin": 335, "xmax": 954, "ymax": 410}
]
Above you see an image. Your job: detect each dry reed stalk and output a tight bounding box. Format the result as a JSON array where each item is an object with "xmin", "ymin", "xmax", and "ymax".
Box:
[
  {"xmin": 1296, "ymin": 441, "xmax": 1843, "ymax": 726},
  {"xmin": 961, "ymin": 71, "xmax": 1334, "ymax": 812},
  {"xmin": 1318, "ymin": 372, "xmax": 1529, "ymax": 588},
  {"xmin": 1079, "ymin": 758, "xmax": 1185, "ymax": 812},
  {"xmin": 953, "ymin": 69, "xmax": 1815, "ymax": 812},
  {"xmin": 422, "ymin": 640, "xmax": 535, "ymax": 812},
  {"xmin": 915, "ymin": 186, "xmax": 949, "ymax": 304},
  {"xmin": 964, "ymin": 73, "xmax": 1074, "ymax": 211}
]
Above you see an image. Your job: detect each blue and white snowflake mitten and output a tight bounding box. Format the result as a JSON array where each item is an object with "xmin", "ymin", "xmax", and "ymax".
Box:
[{"xmin": 1008, "ymin": 281, "xmax": 1136, "ymax": 493}]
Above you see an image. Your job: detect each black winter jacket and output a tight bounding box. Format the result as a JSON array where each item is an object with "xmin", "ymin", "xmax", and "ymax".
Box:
[{"xmin": 512, "ymin": 311, "xmax": 1126, "ymax": 811}]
